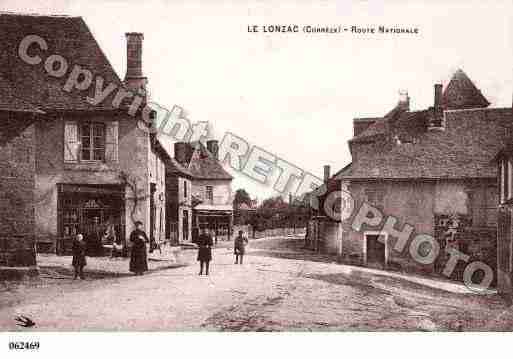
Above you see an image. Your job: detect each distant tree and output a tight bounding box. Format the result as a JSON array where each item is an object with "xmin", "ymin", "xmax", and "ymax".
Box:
[
  {"xmin": 233, "ymin": 188, "xmax": 252, "ymax": 209},
  {"xmin": 260, "ymin": 196, "xmax": 288, "ymax": 210}
]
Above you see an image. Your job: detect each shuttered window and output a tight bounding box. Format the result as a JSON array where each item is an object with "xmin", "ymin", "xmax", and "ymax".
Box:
[
  {"xmin": 63, "ymin": 120, "xmax": 118, "ymax": 163},
  {"xmin": 501, "ymin": 160, "xmax": 505, "ymax": 203},
  {"xmin": 508, "ymin": 160, "xmax": 513, "ymax": 200},
  {"xmin": 104, "ymin": 121, "xmax": 119, "ymax": 162},
  {"xmin": 64, "ymin": 121, "xmax": 79, "ymax": 163},
  {"xmin": 505, "ymin": 159, "xmax": 510, "ymax": 201}
]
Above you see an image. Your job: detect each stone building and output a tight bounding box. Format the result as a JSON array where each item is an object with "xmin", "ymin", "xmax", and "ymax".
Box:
[
  {"xmin": 171, "ymin": 140, "xmax": 234, "ymax": 242},
  {"xmin": 0, "ymin": 75, "xmax": 42, "ymax": 276},
  {"xmin": 0, "ymin": 13, "xmax": 170, "ymax": 255},
  {"xmin": 496, "ymin": 106, "xmax": 513, "ymax": 296},
  {"xmin": 321, "ymin": 69, "xmax": 511, "ymax": 282},
  {"xmin": 165, "ymin": 156, "xmax": 194, "ymax": 244}
]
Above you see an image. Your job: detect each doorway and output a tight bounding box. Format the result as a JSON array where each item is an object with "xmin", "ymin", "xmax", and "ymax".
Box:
[
  {"xmin": 364, "ymin": 232, "xmax": 387, "ymax": 268},
  {"xmin": 182, "ymin": 210, "xmax": 189, "ymax": 242}
]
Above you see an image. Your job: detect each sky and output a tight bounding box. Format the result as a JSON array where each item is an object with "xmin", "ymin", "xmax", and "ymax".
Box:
[{"xmin": 2, "ymin": 0, "xmax": 512, "ymax": 202}]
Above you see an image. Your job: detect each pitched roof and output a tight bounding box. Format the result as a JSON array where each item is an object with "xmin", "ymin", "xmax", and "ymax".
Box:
[
  {"xmin": 334, "ymin": 69, "xmax": 506, "ymax": 181},
  {"xmin": 177, "ymin": 141, "xmax": 233, "ymax": 181},
  {"xmin": 333, "ymin": 162, "xmax": 352, "ymax": 178},
  {"xmin": 338, "ymin": 107, "xmax": 512, "ymax": 180},
  {"xmin": 0, "ymin": 13, "xmax": 123, "ymax": 111},
  {"xmin": 165, "ymin": 156, "xmax": 194, "ymax": 178},
  {"xmin": 441, "ymin": 69, "xmax": 490, "ymax": 110},
  {"xmin": 0, "ymin": 74, "xmax": 44, "ymax": 113},
  {"xmin": 351, "ymin": 104, "xmax": 407, "ymax": 142}
]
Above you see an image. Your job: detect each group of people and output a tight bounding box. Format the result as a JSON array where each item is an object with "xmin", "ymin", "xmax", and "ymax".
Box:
[
  {"xmin": 189, "ymin": 227, "xmax": 249, "ymax": 275},
  {"xmin": 71, "ymin": 222, "xmax": 249, "ymax": 279}
]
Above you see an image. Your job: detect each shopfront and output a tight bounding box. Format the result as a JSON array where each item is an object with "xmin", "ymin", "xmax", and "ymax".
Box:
[{"xmin": 57, "ymin": 184, "xmax": 125, "ymax": 255}]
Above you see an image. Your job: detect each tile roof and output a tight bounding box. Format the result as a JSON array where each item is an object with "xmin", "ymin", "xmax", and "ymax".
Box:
[
  {"xmin": 336, "ymin": 70, "xmax": 510, "ymax": 181},
  {"xmin": 0, "ymin": 73, "xmax": 44, "ymax": 113},
  {"xmin": 338, "ymin": 107, "xmax": 512, "ymax": 180},
  {"xmin": 0, "ymin": 13, "xmax": 124, "ymax": 111},
  {"xmin": 165, "ymin": 156, "xmax": 194, "ymax": 178},
  {"xmin": 351, "ymin": 104, "xmax": 407, "ymax": 142},
  {"xmin": 441, "ymin": 69, "xmax": 490, "ymax": 110},
  {"xmin": 176, "ymin": 141, "xmax": 233, "ymax": 181}
]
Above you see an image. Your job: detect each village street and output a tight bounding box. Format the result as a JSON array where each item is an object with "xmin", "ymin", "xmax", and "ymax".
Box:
[{"xmin": 1, "ymin": 237, "xmax": 513, "ymax": 331}]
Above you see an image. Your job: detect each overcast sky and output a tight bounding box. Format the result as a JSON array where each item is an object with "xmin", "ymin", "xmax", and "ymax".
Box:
[{"xmin": 2, "ymin": 0, "xmax": 512, "ymax": 201}]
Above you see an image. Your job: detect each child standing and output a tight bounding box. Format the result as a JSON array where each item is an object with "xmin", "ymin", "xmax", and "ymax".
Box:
[
  {"xmin": 234, "ymin": 230, "xmax": 248, "ymax": 264},
  {"xmin": 72, "ymin": 234, "xmax": 87, "ymax": 280}
]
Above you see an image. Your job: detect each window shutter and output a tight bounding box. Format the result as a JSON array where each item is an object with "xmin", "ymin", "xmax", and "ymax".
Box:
[
  {"xmin": 105, "ymin": 121, "xmax": 119, "ymax": 162},
  {"xmin": 64, "ymin": 121, "xmax": 79, "ymax": 163}
]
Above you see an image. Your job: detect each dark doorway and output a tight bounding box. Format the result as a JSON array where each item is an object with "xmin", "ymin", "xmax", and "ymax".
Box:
[
  {"xmin": 182, "ymin": 210, "xmax": 189, "ymax": 242},
  {"xmin": 366, "ymin": 234, "xmax": 386, "ymax": 268}
]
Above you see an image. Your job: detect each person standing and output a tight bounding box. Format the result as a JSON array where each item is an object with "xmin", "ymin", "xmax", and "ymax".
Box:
[
  {"xmin": 72, "ymin": 234, "xmax": 87, "ymax": 280},
  {"xmin": 197, "ymin": 227, "xmax": 213, "ymax": 275},
  {"xmin": 129, "ymin": 221, "xmax": 149, "ymax": 275},
  {"xmin": 234, "ymin": 230, "xmax": 248, "ymax": 264}
]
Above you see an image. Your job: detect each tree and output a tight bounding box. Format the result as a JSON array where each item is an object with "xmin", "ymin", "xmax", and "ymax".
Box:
[{"xmin": 233, "ymin": 188, "xmax": 252, "ymax": 209}]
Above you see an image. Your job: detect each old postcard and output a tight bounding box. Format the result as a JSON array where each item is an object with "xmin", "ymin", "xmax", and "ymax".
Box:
[{"xmin": 0, "ymin": 0, "xmax": 512, "ymax": 356}]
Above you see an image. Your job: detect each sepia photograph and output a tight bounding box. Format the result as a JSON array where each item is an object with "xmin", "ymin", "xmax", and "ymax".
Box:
[{"xmin": 0, "ymin": 0, "xmax": 512, "ymax": 357}]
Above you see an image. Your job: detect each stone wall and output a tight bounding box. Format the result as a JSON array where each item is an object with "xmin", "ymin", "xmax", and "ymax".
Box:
[
  {"xmin": 322, "ymin": 179, "xmax": 499, "ymax": 278},
  {"xmin": 34, "ymin": 114, "xmax": 151, "ymax": 251},
  {"xmin": 191, "ymin": 179, "xmax": 232, "ymax": 205},
  {"xmin": 0, "ymin": 115, "xmax": 36, "ymax": 268}
]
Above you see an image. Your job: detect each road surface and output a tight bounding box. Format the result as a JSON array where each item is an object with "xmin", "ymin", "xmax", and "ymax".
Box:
[{"xmin": 1, "ymin": 237, "xmax": 512, "ymax": 331}]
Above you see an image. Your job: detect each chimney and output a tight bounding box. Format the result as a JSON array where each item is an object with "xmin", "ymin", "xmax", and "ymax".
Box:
[
  {"xmin": 398, "ymin": 90, "xmax": 410, "ymax": 111},
  {"xmin": 428, "ymin": 84, "xmax": 445, "ymax": 129},
  {"xmin": 323, "ymin": 165, "xmax": 330, "ymax": 183},
  {"xmin": 434, "ymin": 83, "xmax": 443, "ymax": 108},
  {"xmin": 207, "ymin": 140, "xmax": 219, "ymax": 160},
  {"xmin": 124, "ymin": 32, "xmax": 148, "ymax": 93},
  {"xmin": 174, "ymin": 142, "xmax": 188, "ymax": 165}
]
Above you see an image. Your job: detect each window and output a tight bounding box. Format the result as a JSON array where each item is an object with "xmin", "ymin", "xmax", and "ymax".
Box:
[
  {"xmin": 501, "ymin": 160, "xmax": 505, "ymax": 203},
  {"xmin": 501, "ymin": 159, "xmax": 511, "ymax": 203},
  {"xmin": 505, "ymin": 159, "xmax": 513, "ymax": 199},
  {"xmin": 80, "ymin": 123, "xmax": 105, "ymax": 161},
  {"xmin": 469, "ymin": 186, "xmax": 499, "ymax": 227},
  {"xmin": 206, "ymin": 186, "xmax": 213, "ymax": 202},
  {"xmin": 183, "ymin": 180, "xmax": 188, "ymax": 199},
  {"xmin": 365, "ymin": 186, "xmax": 385, "ymax": 210}
]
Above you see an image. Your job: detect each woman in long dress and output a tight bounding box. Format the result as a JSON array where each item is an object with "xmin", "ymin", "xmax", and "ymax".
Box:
[
  {"xmin": 197, "ymin": 228, "xmax": 213, "ymax": 275},
  {"xmin": 129, "ymin": 221, "xmax": 149, "ymax": 275}
]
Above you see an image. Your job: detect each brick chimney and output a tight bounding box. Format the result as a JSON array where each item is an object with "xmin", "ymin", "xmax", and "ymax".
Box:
[
  {"xmin": 206, "ymin": 140, "xmax": 219, "ymax": 160},
  {"xmin": 428, "ymin": 83, "xmax": 445, "ymax": 129},
  {"xmin": 398, "ymin": 90, "xmax": 410, "ymax": 111},
  {"xmin": 323, "ymin": 165, "xmax": 331, "ymax": 183},
  {"xmin": 124, "ymin": 32, "xmax": 147, "ymax": 93},
  {"xmin": 174, "ymin": 142, "xmax": 189, "ymax": 165}
]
